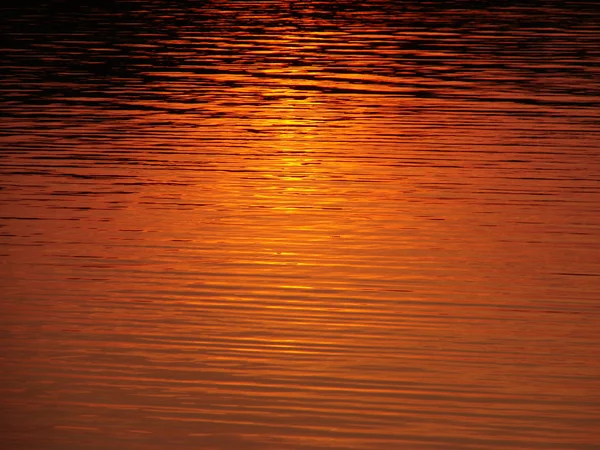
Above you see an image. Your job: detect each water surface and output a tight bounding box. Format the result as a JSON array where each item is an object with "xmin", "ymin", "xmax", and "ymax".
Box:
[{"xmin": 1, "ymin": 1, "xmax": 599, "ymax": 449}]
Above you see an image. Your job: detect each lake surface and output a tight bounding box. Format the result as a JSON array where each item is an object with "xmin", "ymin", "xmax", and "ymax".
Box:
[{"xmin": 1, "ymin": 1, "xmax": 599, "ymax": 449}]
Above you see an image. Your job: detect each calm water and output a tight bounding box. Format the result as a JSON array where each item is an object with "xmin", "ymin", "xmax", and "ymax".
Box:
[{"xmin": 1, "ymin": 1, "xmax": 599, "ymax": 449}]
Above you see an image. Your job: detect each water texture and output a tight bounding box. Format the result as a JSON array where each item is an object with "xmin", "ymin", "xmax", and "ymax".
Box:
[{"xmin": 1, "ymin": 1, "xmax": 599, "ymax": 449}]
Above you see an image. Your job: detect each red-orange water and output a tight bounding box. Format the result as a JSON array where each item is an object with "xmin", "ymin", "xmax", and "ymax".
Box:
[{"xmin": 1, "ymin": 1, "xmax": 599, "ymax": 449}]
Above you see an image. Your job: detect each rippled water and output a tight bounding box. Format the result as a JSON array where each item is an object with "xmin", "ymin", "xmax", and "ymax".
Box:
[{"xmin": 1, "ymin": 1, "xmax": 599, "ymax": 449}]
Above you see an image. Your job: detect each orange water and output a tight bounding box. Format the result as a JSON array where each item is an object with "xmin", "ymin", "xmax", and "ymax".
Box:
[{"xmin": 1, "ymin": 1, "xmax": 599, "ymax": 449}]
